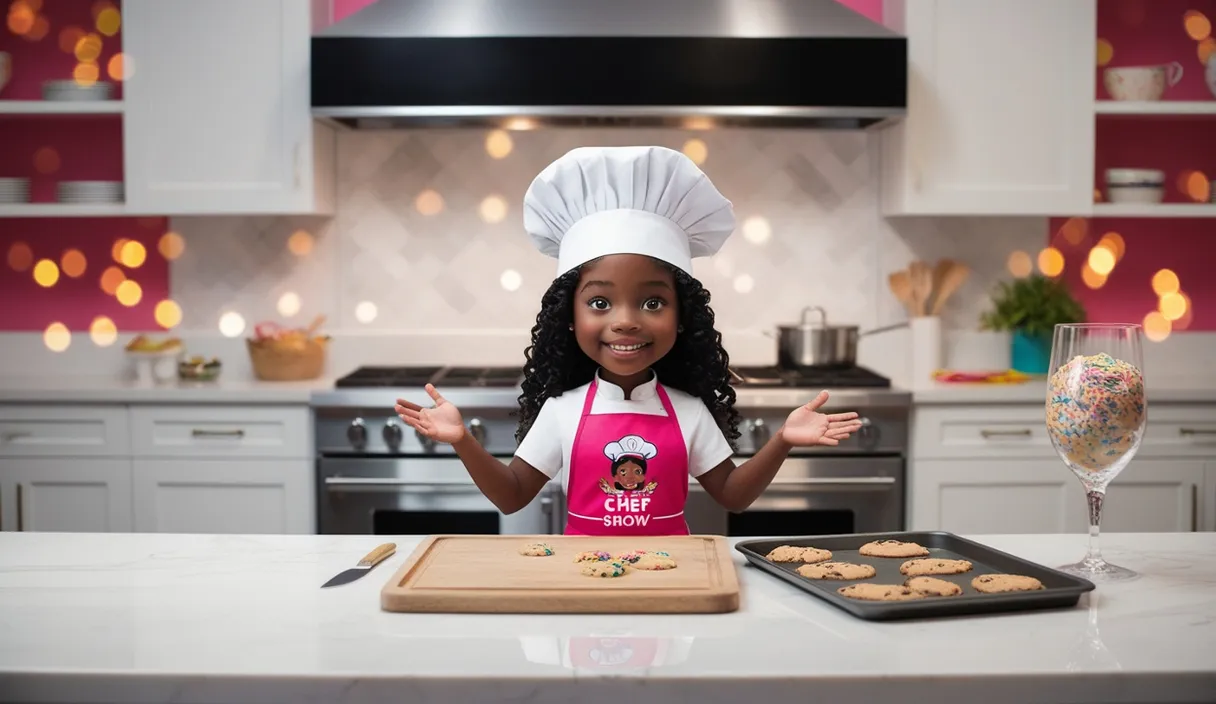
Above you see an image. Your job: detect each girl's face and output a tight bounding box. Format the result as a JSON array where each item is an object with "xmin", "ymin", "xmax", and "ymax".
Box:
[
  {"xmin": 573, "ymin": 254, "xmax": 678, "ymax": 388},
  {"xmin": 614, "ymin": 460, "xmax": 645, "ymax": 489}
]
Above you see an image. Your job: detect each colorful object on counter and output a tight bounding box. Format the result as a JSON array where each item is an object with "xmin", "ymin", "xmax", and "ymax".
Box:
[
  {"xmin": 572, "ymin": 550, "xmax": 613, "ymax": 563},
  {"xmin": 932, "ymin": 369, "xmax": 1033, "ymax": 384},
  {"xmin": 1011, "ymin": 331, "xmax": 1052, "ymax": 375},
  {"xmin": 1045, "ymin": 353, "xmax": 1145, "ymax": 473}
]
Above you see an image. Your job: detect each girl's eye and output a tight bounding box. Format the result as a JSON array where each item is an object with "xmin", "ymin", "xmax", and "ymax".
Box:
[
  {"xmin": 642, "ymin": 298, "xmax": 665, "ymax": 311},
  {"xmin": 587, "ymin": 297, "xmax": 610, "ymax": 311}
]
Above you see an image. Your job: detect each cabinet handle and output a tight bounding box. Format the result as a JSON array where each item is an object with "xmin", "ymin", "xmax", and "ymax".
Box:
[
  {"xmin": 16, "ymin": 483, "xmax": 24, "ymax": 532},
  {"xmin": 979, "ymin": 429, "xmax": 1032, "ymax": 439},
  {"xmin": 3, "ymin": 432, "xmax": 31, "ymax": 444},
  {"xmin": 1192, "ymin": 484, "xmax": 1198, "ymax": 532},
  {"xmin": 191, "ymin": 429, "xmax": 245, "ymax": 438},
  {"xmin": 1178, "ymin": 428, "xmax": 1216, "ymax": 437}
]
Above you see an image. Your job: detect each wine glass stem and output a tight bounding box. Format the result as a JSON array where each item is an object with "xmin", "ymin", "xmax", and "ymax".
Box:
[{"xmin": 1086, "ymin": 489, "xmax": 1105, "ymax": 563}]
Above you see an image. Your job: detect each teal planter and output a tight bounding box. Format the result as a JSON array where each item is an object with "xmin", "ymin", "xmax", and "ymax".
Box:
[{"xmin": 1011, "ymin": 331, "xmax": 1051, "ymax": 374}]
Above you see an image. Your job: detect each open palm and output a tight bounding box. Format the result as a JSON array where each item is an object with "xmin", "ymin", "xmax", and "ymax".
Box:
[
  {"xmin": 781, "ymin": 391, "xmax": 863, "ymax": 447},
  {"xmin": 394, "ymin": 384, "xmax": 466, "ymax": 444}
]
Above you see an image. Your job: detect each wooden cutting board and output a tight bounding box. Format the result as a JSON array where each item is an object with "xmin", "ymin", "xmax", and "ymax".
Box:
[{"xmin": 380, "ymin": 535, "xmax": 741, "ymax": 614}]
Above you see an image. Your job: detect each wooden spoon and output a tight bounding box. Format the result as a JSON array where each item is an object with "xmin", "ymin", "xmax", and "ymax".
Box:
[
  {"xmin": 908, "ymin": 261, "xmax": 933, "ymax": 316},
  {"xmin": 305, "ymin": 314, "xmax": 326, "ymax": 338},
  {"xmin": 931, "ymin": 261, "xmax": 970, "ymax": 315},
  {"xmin": 888, "ymin": 270, "xmax": 916, "ymax": 316}
]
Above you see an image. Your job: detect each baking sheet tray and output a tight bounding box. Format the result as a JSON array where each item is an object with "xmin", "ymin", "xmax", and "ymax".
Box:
[{"xmin": 735, "ymin": 531, "xmax": 1096, "ymax": 621}]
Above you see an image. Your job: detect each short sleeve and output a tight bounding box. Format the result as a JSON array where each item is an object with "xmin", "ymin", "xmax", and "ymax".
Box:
[
  {"xmin": 513, "ymin": 398, "xmax": 563, "ymax": 478},
  {"xmin": 687, "ymin": 402, "xmax": 734, "ymax": 478}
]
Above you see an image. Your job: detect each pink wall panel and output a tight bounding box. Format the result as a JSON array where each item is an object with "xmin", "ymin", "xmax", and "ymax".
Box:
[
  {"xmin": 0, "ymin": 0, "xmax": 125, "ymax": 101},
  {"xmin": 1096, "ymin": 0, "xmax": 1215, "ymax": 101},
  {"xmin": 0, "ymin": 116, "xmax": 124, "ymax": 201},
  {"xmin": 1050, "ymin": 217, "xmax": 1214, "ymax": 330},
  {"xmin": 0, "ymin": 217, "xmax": 169, "ymax": 331}
]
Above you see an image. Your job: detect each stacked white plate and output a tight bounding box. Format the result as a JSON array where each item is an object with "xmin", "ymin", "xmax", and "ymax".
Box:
[
  {"xmin": 1209, "ymin": 180, "xmax": 1215, "ymax": 204},
  {"xmin": 0, "ymin": 177, "xmax": 30, "ymax": 204},
  {"xmin": 56, "ymin": 180, "xmax": 123, "ymax": 204},
  {"xmin": 42, "ymin": 79, "xmax": 114, "ymax": 102}
]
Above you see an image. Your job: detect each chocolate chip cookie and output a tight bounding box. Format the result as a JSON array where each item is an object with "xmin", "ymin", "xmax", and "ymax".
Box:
[
  {"xmin": 905, "ymin": 576, "xmax": 963, "ymax": 597},
  {"xmin": 899, "ymin": 557, "xmax": 973, "ymax": 576},
  {"xmin": 858, "ymin": 539, "xmax": 930, "ymax": 558},
  {"xmin": 971, "ymin": 574, "xmax": 1044, "ymax": 593},
  {"xmin": 796, "ymin": 561, "xmax": 877, "ymax": 580},
  {"xmin": 837, "ymin": 583, "xmax": 926, "ymax": 601}
]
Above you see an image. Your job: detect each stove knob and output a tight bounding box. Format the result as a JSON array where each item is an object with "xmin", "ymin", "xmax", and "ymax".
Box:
[
  {"xmin": 467, "ymin": 417, "xmax": 487, "ymax": 445},
  {"xmin": 346, "ymin": 418, "xmax": 368, "ymax": 450},
  {"xmin": 750, "ymin": 418, "xmax": 770, "ymax": 447},
  {"xmin": 415, "ymin": 428, "xmax": 436, "ymax": 451},
  {"xmin": 857, "ymin": 416, "xmax": 879, "ymax": 449},
  {"xmin": 382, "ymin": 420, "xmax": 403, "ymax": 448}
]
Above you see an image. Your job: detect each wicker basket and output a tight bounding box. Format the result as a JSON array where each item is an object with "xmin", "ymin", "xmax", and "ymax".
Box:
[{"xmin": 246, "ymin": 335, "xmax": 328, "ymax": 381}]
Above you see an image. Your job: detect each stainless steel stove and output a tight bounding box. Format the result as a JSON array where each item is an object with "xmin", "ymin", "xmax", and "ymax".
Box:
[{"xmin": 311, "ymin": 363, "xmax": 910, "ymax": 537}]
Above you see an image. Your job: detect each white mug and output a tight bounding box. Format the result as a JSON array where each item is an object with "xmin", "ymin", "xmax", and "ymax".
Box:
[{"xmin": 1103, "ymin": 62, "xmax": 1184, "ymax": 101}]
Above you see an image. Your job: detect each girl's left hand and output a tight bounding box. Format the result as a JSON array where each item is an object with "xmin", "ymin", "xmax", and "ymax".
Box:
[{"xmin": 780, "ymin": 391, "xmax": 863, "ymax": 447}]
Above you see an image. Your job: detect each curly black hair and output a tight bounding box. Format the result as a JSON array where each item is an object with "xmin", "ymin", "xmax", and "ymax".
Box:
[{"xmin": 515, "ymin": 263, "xmax": 741, "ymax": 451}]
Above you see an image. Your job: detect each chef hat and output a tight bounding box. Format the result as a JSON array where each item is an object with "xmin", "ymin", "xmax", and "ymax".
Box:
[
  {"xmin": 522, "ymin": 146, "xmax": 736, "ymax": 277},
  {"xmin": 603, "ymin": 434, "xmax": 658, "ymax": 462}
]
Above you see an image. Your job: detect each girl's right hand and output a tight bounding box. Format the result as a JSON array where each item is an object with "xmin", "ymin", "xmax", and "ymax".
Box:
[{"xmin": 394, "ymin": 384, "xmax": 467, "ymax": 444}]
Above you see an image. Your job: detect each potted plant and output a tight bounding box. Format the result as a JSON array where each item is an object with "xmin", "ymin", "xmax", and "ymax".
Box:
[{"xmin": 979, "ymin": 274, "xmax": 1087, "ymax": 374}]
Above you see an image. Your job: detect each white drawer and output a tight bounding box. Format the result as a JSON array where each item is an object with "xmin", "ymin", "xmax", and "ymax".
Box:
[
  {"xmin": 0, "ymin": 405, "xmax": 129, "ymax": 457},
  {"xmin": 913, "ymin": 405, "xmax": 1056, "ymax": 460},
  {"xmin": 1138, "ymin": 404, "xmax": 1216, "ymax": 458},
  {"xmin": 913, "ymin": 402, "xmax": 1216, "ymax": 461},
  {"xmin": 130, "ymin": 406, "xmax": 310, "ymax": 458}
]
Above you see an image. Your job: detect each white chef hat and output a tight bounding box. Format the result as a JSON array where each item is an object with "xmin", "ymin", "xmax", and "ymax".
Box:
[
  {"xmin": 522, "ymin": 146, "xmax": 736, "ymax": 277},
  {"xmin": 603, "ymin": 434, "xmax": 658, "ymax": 462}
]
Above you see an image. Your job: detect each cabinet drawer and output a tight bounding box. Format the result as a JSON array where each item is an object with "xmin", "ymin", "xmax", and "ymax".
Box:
[
  {"xmin": 913, "ymin": 405, "xmax": 1056, "ymax": 459},
  {"xmin": 0, "ymin": 405, "xmax": 130, "ymax": 457},
  {"xmin": 1139, "ymin": 404, "xmax": 1216, "ymax": 458},
  {"xmin": 130, "ymin": 406, "xmax": 310, "ymax": 458}
]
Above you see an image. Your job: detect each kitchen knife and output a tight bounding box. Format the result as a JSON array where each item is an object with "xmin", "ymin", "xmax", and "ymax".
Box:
[{"xmin": 321, "ymin": 542, "xmax": 396, "ymax": 588}]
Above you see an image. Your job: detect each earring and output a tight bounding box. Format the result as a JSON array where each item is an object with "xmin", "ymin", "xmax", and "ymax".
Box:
[
  {"xmin": 568, "ymin": 324, "xmax": 574, "ymax": 331},
  {"xmin": 678, "ymin": 325, "xmax": 684, "ymax": 333}
]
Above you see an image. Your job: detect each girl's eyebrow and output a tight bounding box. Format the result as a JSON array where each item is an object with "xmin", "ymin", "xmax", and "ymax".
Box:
[{"xmin": 580, "ymin": 280, "xmax": 613, "ymax": 291}]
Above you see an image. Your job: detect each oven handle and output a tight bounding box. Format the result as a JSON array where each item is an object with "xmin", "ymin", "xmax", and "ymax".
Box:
[
  {"xmin": 688, "ymin": 476, "xmax": 897, "ymax": 492},
  {"xmin": 323, "ymin": 477, "xmax": 483, "ymax": 492}
]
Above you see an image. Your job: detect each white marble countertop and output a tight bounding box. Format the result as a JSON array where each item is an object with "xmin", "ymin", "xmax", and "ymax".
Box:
[
  {"xmin": 0, "ymin": 532, "xmax": 1213, "ymax": 704},
  {"xmin": 910, "ymin": 375, "xmax": 1216, "ymax": 404},
  {"xmin": 0, "ymin": 375, "xmax": 334, "ymax": 404}
]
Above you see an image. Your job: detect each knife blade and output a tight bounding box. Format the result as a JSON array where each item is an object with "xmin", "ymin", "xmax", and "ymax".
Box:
[{"xmin": 321, "ymin": 542, "xmax": 396, "ymax": 588}]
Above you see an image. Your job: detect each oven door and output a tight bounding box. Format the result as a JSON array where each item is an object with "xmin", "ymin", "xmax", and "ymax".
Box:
[
  {"xmin": 684, "ymin": 456, "xmax": 904, "ymax": 536},
  {"xmin": 318, "ymin": 457, "xmax": 553, "ymax": 535}
]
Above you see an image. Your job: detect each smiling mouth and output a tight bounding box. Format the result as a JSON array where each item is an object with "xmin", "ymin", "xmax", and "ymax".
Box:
[{"xmin": 603, "ymin": 342, "xmax": 651, "ymax": 353}]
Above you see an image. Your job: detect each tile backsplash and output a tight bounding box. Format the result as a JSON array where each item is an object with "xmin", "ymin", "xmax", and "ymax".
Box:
[{"xmin": 168, "ymin": 127, "xmax": 1048, "ymax": 338}]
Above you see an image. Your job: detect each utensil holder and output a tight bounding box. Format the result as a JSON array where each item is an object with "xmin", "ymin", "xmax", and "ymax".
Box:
[{"xmin": 910, "ymin": 316, "xmax": 943, "ymax": 386}]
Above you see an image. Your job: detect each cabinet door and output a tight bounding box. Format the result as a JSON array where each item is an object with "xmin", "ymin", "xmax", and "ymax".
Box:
[
  {"xmin": 1066, "ymin": 460, "xmax": 1205, "ymax": 533},
  {"xmin": 132, "ymin": 459, "xmax": 313, "ymax": 534},
  {"xmin": 122, "ymin": 0, "xmax": 323, "ymax": 214},
  {"xmin": 910, "ymin": 459, "xmax": 1072, "ymax": 534},
  {"xmin": 879, "ymin": 0, "xmax": 1095, "ymax": 215},
  {"xmin": 0, "ymin": 459, "xmax": 133, "ymax": 532}
]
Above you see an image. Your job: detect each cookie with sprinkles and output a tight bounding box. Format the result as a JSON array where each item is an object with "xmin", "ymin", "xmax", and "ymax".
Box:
[{"xmin": 1045, "ymin": 353, "xmax": 1145, "ymax": 472}]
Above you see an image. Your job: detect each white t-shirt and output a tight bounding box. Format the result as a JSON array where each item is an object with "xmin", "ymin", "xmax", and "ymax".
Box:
[{"xmin": 514, "ymin": 371, "xmax": 735, "ymax": 493}]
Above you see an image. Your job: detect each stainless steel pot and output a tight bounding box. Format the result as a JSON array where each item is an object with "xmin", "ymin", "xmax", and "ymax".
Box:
[{"xmin": 771, "ymin": 306, "xmax": 906, "ymax": 368}]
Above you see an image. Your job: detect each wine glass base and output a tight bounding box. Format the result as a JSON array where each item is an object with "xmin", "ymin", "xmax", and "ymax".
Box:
[{"xmin": 1057, "ymin": 557, "xmax": 1140, "ymax": 583}]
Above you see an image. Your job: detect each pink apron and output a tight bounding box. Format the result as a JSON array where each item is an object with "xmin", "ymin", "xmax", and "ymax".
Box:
[{"xmin": 564, "ymin": 378, "xmax": 690, "ymax": 536}]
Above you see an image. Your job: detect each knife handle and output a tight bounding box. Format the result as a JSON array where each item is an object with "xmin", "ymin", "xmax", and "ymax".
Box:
[{"xmin": 357, "ymin": 542, "xmax": 396, "ymax": 567}]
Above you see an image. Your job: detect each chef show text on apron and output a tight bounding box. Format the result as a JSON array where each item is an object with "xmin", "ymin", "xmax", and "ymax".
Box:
[{"xmin": 564, "ymin": 379, "xmax": 690, "ymax": 536}]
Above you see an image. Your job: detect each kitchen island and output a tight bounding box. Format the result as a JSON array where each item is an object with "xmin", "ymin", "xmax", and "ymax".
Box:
[{"xmin": 0, "ymin": 532, "xmax": 1212, "ymax": 704}]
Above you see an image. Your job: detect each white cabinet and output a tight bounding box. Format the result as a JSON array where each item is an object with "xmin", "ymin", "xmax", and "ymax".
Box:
[
  {"xmin": 0, "ymin": 460, "xmax": 133, "ymax": 532},
  {"xmin": 0, "ymin": 402, "xmax": 315, "ymax": 535},
  {"xmin": 910, "ymin": 403, "xmax": 1214, "ymax": 534},
  {"xmin": 132, "ymin": 459, "xmax": 313, "ymax": 534},
  {"xmin": 878, "ymin": 0, "xmax": 1095, "ymax": 215},
  {"xmin": 122, "ymin": 0, "xmax": 335, "ymax": 215}
]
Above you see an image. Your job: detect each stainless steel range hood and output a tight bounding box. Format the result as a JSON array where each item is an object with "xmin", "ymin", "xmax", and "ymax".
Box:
[{"xmin": 311, "ymin": 0, "xmax": 907, "ymax": 130}]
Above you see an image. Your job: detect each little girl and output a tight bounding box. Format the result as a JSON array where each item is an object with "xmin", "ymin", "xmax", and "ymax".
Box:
[{"xmin": 395, "ymin": 146, "xmax": 862, "ymax": 536}]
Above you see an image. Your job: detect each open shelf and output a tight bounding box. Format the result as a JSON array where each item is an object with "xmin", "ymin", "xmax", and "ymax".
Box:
[
  {"xmin": 1091, "ymin": 203, "xmax": 1216, "ymax": 218},
  {"xmin": 0, "ymin": 203, "xmax": 128, "ymax": 217},
  {"xmin": 1095, "ymin": 101, "xmax": 1216, "ymax": 117},
  {"xmin": 0, "ymin": 100, "xmax": 124, "ymax": 115}
]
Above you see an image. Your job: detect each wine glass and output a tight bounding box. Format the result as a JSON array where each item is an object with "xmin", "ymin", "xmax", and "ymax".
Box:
[{"xmin": 1045, "ymin": 323, "xmax": 1146, "ymax": 583}]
